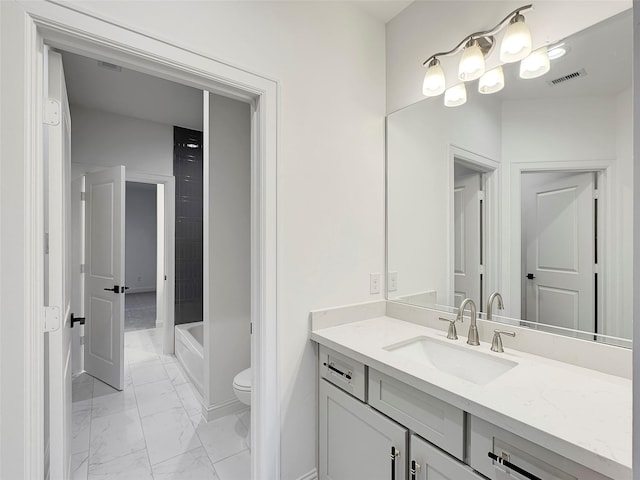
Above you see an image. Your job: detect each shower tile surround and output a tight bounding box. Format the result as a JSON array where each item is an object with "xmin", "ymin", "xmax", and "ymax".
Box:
[
  {"xmin": 71, "ymin": 327, "xmax": 250, "ymax": 480},
  {"xmin": 174, "ymin": 127, "xmax": 204, "ymax": 326},
  {"xmin": 311, "ymin": 300, "xmax": 632, "ymax": 479}
]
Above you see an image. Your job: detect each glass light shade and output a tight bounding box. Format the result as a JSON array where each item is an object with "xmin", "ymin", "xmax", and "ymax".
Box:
[
  {"xmin": 458, "ymin": 42, "xmax": 485, "ymax": 81},
  {"xmin": 422, "ymin": 60, "xmax": 446, "ymax": 97},
  {"xmin": 444, "ymin": 83, "xmax": 467, "ymax": 107},
  {"xmin": 500, "ymin": 15, "xmax": 532, "ymax": 63},
  {"xmin": 520, "ymin": 47, "xmax": 550, "ymax": 79},
  {"xmin": 478, "ymin": 66, "xmax": 505, "ymax": 94}
]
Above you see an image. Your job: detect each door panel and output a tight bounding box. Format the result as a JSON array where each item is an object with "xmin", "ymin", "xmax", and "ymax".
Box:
[
  {"xmin": 522, "ymin": 172, "xmax": 594, "ymax": 332},
  {"xmin": 84, "ymin": 165, "xmax": 125, "ymax": 390},
  {"xmin": 45, "ymin": 49, "xmax": 72, "ymax": 480}
]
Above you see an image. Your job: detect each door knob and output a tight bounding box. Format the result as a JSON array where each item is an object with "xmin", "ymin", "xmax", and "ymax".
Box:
[
  {"xmin": 104, "ymin": 286, "xmax": 121, "ymax": 293},
  {"xmin": 526, "ymin": 273, "xmax": 536, "ymax": 280}
]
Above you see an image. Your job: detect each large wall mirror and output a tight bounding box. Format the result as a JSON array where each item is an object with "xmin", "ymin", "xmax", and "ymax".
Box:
[{"xmin": 387, "ymin": 9, "xmax": 632, "ymax": 347}]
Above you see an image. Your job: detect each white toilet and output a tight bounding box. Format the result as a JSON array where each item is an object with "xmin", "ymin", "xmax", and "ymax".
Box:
[
  {"xmin": 232, "ymin": 367, "xmax": 252, "ymax": 405},
  {"xmin": 233, "ymin": 368, "xmax": 252, "ymax": 449}
]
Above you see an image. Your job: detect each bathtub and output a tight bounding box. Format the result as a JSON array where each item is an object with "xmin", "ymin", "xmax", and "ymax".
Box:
[{"xmin": 175, "ymin": 321, "xmax": 204, "ymax": 397}]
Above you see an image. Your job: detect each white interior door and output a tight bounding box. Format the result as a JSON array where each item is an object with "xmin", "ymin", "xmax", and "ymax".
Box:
[
  {"xmin": 45, "ymin": 49, "xmax": 72, "ymax": 480},
  {"xmin": 522, "ymin": 172, "xmax": 595, "ymax": 332},
  {"xmin": 454, "ymin": 171, "xmax": 482, "ymax": 308},
  {"xmin": 84, "ymin": 165, "xmax": 126, "ymax": 390},
  {"xmin": 70, "ymin": 176, "xmax": 85, "ymax": 375}
]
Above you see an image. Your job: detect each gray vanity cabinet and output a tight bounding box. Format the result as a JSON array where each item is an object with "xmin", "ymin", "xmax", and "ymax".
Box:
[
  {"xmin": 319, "ymin": 379, "xmax": 407, "ymax": 480},
  {"xmin": 469, "ymin": 416, "xmax": 610, "ymax": 480},
  {"xmin": 410, "ymin": 434, "xmax": 483, "ymax": 480}
]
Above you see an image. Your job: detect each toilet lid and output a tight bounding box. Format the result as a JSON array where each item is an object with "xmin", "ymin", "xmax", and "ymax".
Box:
[{"xmin": 233, "ymin": 368, "xmax": 252, "ymax": 390}]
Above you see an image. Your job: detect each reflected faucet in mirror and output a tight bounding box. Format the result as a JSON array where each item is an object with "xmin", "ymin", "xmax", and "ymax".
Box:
[
  {"xmin": 486, "ymin": 292, "xmax": 504, "ymax": 321},
  {"xmin": 457, "ymin": 298, "xmax": 480, "ymax": 346}
]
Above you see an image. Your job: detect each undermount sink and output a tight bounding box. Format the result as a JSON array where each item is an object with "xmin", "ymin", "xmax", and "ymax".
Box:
[{"xmin": 384, "ymin": 336, "xmax": 517, "ymax": 385}]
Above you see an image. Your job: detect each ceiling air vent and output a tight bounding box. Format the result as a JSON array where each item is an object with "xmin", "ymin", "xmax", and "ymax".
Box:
[
  {"xmin": 97, "ymin": 60, "xmax": 122, "ymax": 72},
  {"xmin": 547, "ymin": 68, "xmax": 587, "ymax": 86}
]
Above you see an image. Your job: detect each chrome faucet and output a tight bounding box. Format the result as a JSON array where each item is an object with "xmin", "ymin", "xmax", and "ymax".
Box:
[
  {"xmin": 457, "ymin": 298, "xmax": 479, "ymax": 346},
  {"xmin": 486, "ymin": 292, "xmax": 504, "ymax": 321}
]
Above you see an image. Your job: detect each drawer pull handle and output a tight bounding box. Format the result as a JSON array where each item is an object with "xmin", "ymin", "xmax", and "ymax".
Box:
[
  {"xmin": 488, "ymin": 452, "xmax": 542, "ymax": 480},
  {"xmin": 391, "ymin": 446, "xmax": 400, "ymax": 480},
  {"xmin": 323, "ymin": 362, "xmax": 352, "ymax": 381},
  {"xmin": 410, "ymin": 460, "xmax": 420, "ymax": 479}
]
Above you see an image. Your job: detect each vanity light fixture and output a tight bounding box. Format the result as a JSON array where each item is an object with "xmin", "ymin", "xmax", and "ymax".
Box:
[
  {"xmin": 422, "ymin": 58, "xmax": 446, "ymax": 96},
  {"xmin": 519, "ymin": 46, "xmax": 550, "ymax": 79},
  {"xmin": 500, "ymin": 13, "xmax": 532, "ymax": 63},
  {"xmin": 421, "ymin": 4, "xmax": 537, "ymax": 105},
  {"xmin": 478, "ymin": 66, "xmax": 505, "ymax": 94},
  {"xmin": 444, "ymin": 83, "xmax": 467, "ymax": 107},
  {"xmin": 458, "ymin": 39, "xmax": 486, "ymax": 81}
]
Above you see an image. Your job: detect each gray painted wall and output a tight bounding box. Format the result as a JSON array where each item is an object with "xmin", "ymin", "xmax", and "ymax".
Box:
[
  {"xmin": 207, "ymin": 94, "xmax": 251, "ymax": 409},
  {"xmin": 125, "ymin": 182, "xmax": 158, "ymax": 292}
]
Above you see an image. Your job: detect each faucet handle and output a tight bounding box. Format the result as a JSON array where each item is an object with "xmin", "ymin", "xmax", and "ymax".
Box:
[
  {"xmin": 439, "ymin": 317, "xmax": 459, "ymax": 340},
  {"xmin": 491, "ymin": 330, "xmax": 516, "ymax": 353}
]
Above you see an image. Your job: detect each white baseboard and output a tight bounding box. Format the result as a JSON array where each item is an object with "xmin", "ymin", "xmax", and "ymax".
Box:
[
  {"xmin": 203, "ymin": 398, "xmax": 248, "ymax": 422},
  {"xmin": 297, "ymin": 469, "xmax": 318, "ymax": 480}
]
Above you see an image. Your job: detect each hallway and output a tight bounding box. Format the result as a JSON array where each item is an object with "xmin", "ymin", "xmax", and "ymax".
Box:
[{"xmin": 71, "ymin": 327, "xmax": 250, "ymax": 479}]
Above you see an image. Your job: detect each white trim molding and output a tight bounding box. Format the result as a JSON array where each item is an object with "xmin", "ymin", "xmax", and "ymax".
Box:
[{"xmin": 1, "ymin": 2, "xmax": 279, "ymax": 479}]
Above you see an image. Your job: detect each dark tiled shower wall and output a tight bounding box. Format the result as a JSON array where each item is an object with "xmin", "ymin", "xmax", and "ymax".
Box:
[{"xmin": 174, "ymin": 127, "xmax": 203, "ymax": 325}]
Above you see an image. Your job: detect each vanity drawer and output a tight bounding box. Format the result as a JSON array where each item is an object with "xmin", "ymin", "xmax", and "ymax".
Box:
[
  {"xmin": 319, "ymin": 345, "xmax": 367, "ymax": 401},
  {"xmin": 469, "ymin": 416, "xmax": 612, "ymax": 480},
  {"xmin": 368, "ymin": 369, "xmax": 464, "ymax": 460}
]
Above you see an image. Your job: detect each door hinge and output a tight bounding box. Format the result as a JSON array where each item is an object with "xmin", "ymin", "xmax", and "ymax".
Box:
[
  {"xmin": 594, "ymin": 264, "xmax": 600, "ymax": 274},
  {"xmin": 44, "ymin": 306, "xmax": 60, "ymax": 332},
  {"xmin": 593, "ymin": 189, "xmax": 599, "ymax": 200},
  {"xmin": 80, "ymin": 191, "xmax": 86, "ymax": 201},
  {"xmin": 44, "ymin": 99, "xmax": 61, "ymax": 126},
  {"xmin": 44, "ymin": 232, "xmax": 49, "ymax": 255},
  {"xmin": 479, "ymin": 265, "xmax": 485, "ymax": 275},
  {"xmin": 250, "ymin": 322, "xmax": 253, "ymax": 335},
  {"xmin": 80, "ymin": 263, "xmax": 85, "ymax": 274},
  {"xmin": 478, "ymin": 191, "xmax": 485, "ymax": 202}
]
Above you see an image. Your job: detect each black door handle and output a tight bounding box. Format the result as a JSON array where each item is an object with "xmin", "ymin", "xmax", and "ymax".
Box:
[
  {"xmin": 390, "ymin": 446, "xmax": 399, "ymax": 480},
  {"xmin": 526, "ymin": 273, "xmax": 536, "ymax": 280},
  {"xmin": 71, "ymin": 313, "xmax": 85, "ymax": 328},
  {"xmin": 104, "ymin": 286, "xmax": 121, "ymax": 293},
  {"xmin": 488, "ymin": 452, "xmax": 542, "ymax": 480}
]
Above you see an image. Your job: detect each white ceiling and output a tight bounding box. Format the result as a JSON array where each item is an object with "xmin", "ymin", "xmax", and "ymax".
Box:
[
  {"xmin": 61, "ymin": 51, "xmax": 203, "ymax": 130},
  {"xmin": 352, "ymin": 0, "xmax": 413, "ymax": 23}
]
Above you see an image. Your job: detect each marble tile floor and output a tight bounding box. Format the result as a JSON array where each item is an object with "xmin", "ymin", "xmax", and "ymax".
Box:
[
  {"xmin": 125, "ymin": 292, "xmax": 157, "ymax": 332},
  {"xmin": 72, "ymin": 326, "xmax": 250, "ymax": 480}
]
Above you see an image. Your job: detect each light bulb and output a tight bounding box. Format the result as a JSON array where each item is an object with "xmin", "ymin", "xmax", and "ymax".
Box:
[
  {"xmin": 458, "ymin": 40, "xmax": 485, "ymax": 81},
  {"xmin": 520, "ymin": 47, "xmax": 550, "ymax": 79},
  {"xmin": 478, "ymin": 66, "xmax": 505, "ymax": 94},
  {"xmin": 444, "ymin": 83, "xmax": 467, "ymax": 107},
  {"xmin": 422, "ymin": 58, "xmax": 446, "ymax": 97},
  {"xmin": 500, "ymin": 14, "xmax": 532, "ymax": 63}
]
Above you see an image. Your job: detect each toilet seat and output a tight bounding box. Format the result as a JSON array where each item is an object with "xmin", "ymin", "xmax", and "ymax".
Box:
[{"xmin": 233, "ymin": 368, "xmax": 252, "ymax": 391}]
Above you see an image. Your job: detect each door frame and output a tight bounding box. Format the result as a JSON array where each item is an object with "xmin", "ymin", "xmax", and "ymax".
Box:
[
  {"xmin": 448, "ymin": 145, "xmax": 500, "ymax": 313},
  {"xmin": 126, "ymin": 172, "xmax": 176, "ymax": 355},
  {"xmin": 509, "ymin": 161, "xmax": 610, "ymax": 336},
  {"xmin": 1, "ymin": 3, "xmax": 279, "ymax": 479}
]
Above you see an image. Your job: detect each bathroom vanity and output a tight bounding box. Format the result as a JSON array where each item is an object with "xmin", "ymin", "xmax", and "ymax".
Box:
[{"xmin": 311, "ymin": 302, "xmax": 631, "ymax": 480}]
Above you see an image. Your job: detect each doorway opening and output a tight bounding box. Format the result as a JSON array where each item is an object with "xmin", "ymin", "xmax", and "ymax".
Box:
[
  {"xmin": 125, "ymin": 181, "xmax": 161, "ymax": 332},
  {"xmin": 450, "ymin": 147, "xmax": 500, "ymax": 315}
]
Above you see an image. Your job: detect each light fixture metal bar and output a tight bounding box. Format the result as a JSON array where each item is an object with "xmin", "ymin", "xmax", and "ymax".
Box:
[{"xmin": 422, "ymin": 4, "xmax": 533, "ymax": 66}]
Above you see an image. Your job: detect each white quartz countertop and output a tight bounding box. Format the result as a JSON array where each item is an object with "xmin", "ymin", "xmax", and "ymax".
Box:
[{"xmin": 311, "ymin": 316, "xmax": 632, "ymax": 479}]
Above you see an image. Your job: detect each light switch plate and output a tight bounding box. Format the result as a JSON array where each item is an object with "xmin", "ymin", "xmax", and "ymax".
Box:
[
  {"xmin": 388, "ymin": 271, "xmax": 398, "ymax": 292},
  {"xmin": 370, "ymin": 273, "xmax": 381, "ymax": 294}
]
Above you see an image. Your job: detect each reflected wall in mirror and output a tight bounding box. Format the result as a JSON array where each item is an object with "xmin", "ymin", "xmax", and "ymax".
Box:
[{"xmin": 387, "ymin": 10, "xmax": 632, "ymax": 345}]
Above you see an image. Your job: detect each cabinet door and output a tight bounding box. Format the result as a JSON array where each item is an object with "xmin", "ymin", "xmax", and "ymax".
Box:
[
  {"xmin": 319, "ymin": 379, "xmax": 407, "ymax": 480},
  {"xmin": 410, "ymin": 434, "xmax": 484, "ymax": 480}
]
